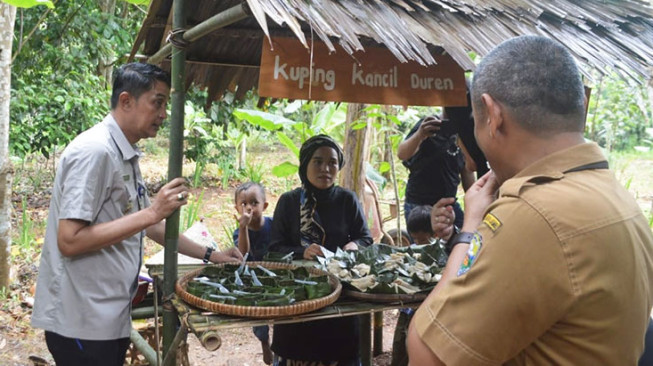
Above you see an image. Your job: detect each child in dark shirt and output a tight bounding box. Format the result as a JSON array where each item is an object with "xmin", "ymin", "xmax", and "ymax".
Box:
[
  {"xmin": 232, "ymin": 181, "xmax": 273, "ymax": 364},
  {"xmin": 391, "ymin": 205, "xmax": 437, "ymax": 366}
]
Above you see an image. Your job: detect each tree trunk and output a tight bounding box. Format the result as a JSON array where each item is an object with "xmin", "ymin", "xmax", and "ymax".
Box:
[
  {"xmin": 97, "ymin": 0, "xmax": 117, "ymax": 88},
  {"xmin": 0, "ymin": 3, "xmax": 17, "ymax": 291},
  {"xmin": 340, "ymin": 103, "xmax": 371, "ymax": 200},
  {"xmin": 238, "ymin": 137, "xmax": 246, "ymax": 170}
]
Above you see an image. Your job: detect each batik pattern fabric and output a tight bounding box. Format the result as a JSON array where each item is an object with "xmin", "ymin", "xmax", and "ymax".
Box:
[{"xmin": 299, "ymin": 187, "xmax": 325, "ymax": 247}]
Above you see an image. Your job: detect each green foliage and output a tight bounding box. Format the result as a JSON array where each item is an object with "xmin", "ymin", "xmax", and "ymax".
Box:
[
  {"xmin": 184, "ymin": 101, "xmax": 225, "ymax": 164},
  {"xmin": 232, "ymin": 109, "xmax": 296, "ymax": 131},
  {"xmin": 239, "ymin": 162, "xmax": 265, "ymax": 183},
  {"xmin": 234, "ymin": 102, "xmax": 347, "ymax": 177},
  {"xmin": 11, "ymin": 71, "xmax": 107, "ymax": 158},
  {"xmin": 18, "ymin": 198, "xmax": 35, "ymax": 250},
  {"xmin": 4, "ymin": 0, "xmax": 54, "ymax": 8},
  {"xmin": 586, "ymin": 73, "xmax": 652, "ymax": 151},
  {"xmin": 10, "ymin": 0, "xmax": 144, "ymax": 158},
  {"xmin": 11, "ymin": 197, "xmax": 45, "ymax": 265},
  {"xmin": 191, "ymin": 161, "xmax": 205, "ymax": 188},
  {"xmin": 217, "ymin": 156, "xmax": 237, "ymax": 189},
  {"xmin": 271, "ymin": 161, "xmax": 298, "ymax": 178},
  {"xmin": 180, "ymin": 190, "xmax": 205, "ymax": 232},
  {"xmin": 221, "ymin": 222, "xmax": 238, "ymax": 251}
]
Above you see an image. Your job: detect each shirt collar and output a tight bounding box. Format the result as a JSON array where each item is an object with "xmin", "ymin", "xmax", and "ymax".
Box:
[
  {"xmin": 104, "ymin": 114, "xmax": 141, "ymax": 161},
  {"xmin": 499, "ymin": 142, "xmax": 607, "ymax": 198},
  {"xmin": 514, "ymin": 142, "xmax": 606, "ymax": 179}
]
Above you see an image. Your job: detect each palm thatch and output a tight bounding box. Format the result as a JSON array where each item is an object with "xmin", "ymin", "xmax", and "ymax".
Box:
[{"xmin": 132, "ymin": 0, "xmax": 653, "ymax": 103}]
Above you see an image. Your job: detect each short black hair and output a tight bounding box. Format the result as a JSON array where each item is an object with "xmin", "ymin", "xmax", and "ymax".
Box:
[
  {"xmin": 407, "ymin": 205, "xmax": 433, "ymax": 235},
  {"xmin": 471, "ymin": 35, "xmax": 586, "ymax": 134},
  {"xmin": 234, "ymin": 181, "xmax": 266, "ymax": 202},
  {"xmin": 110, "ymin": 63, "xmax": 171, "ymax": 109},
  {"xmin": 444, "ymin": 79, "xmax": 489, "ymax": 177}
]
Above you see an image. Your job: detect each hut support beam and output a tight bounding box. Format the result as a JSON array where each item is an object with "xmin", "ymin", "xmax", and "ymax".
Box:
[
  {"xmin": 148, "ymin": 2, "xmax": 250, "ymax": 65},
  {"xmin": 162, "ymin": 0, "xmax": 186, "ymax": 360}
]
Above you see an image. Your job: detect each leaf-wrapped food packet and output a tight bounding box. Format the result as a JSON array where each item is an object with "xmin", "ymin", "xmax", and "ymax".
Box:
[
  {"xmin": 263, "ymin": 251, "xmax": 294, "ymax": 263},
  {"xmin": 292, "ymin": 266, "xmax": 311, "ymax": 279},
  {"xmin": 305, "ymin": 281, "xmax": 333, "ymax": 299}
]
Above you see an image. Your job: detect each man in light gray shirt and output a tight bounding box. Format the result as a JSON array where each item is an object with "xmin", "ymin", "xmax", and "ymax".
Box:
[{"xmin": 32, "ymin": 63, "xmax": 242, "ymax": 365}]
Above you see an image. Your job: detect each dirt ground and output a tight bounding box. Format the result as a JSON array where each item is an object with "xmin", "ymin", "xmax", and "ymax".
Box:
[
  {"xmin": 1, "ymin": 310, "xmax": 400, "ymax": 366},
  {"xmin": 1, "ymin": 152, "xmax": 403, "ymax": 366}
]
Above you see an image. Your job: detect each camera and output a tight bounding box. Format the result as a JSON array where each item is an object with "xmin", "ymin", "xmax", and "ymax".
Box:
[{"xmin": 437, "ymin": 118, "xmax": 456, "ymax": 137}]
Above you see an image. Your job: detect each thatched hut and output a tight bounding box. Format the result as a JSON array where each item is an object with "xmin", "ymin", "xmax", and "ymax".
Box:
[{"xmin": 131, "ymin": 0, "xmax": 653, "ymax": 103}]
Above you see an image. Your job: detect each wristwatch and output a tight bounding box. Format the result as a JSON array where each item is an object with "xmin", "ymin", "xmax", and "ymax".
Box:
[
  {"xmin": 446, "ymin": 231, "xmax": 475, "ymax": 253},
  {"xmin": 203, "ymin": 246, "xmax": 214, "ymax": 264}
]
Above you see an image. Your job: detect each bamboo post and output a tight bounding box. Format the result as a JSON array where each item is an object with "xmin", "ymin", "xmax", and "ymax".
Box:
[
  {"xmin": 162, "ymin": 324, "xmax": 189, "ymax": 366},
  {"xmin": 162, "ymin": 0, "xmax": 186, "ymax": 359}
]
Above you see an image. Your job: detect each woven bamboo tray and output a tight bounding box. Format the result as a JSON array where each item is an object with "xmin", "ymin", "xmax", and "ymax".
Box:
[
  {"xmin": 344, "ymin": 289, "xmax": 427, "ymax": 303},
  {"xmin": 176, "ymin": 261, "xmax": 342, "ymax": 318}
]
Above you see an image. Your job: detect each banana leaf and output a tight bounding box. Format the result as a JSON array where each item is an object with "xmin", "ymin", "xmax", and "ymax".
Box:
[
  {"xmin": 291, "ymin": 267, "xmax": 311, "ymax": 279},
  {"xmin": 263, "ymin": 251, "xmax": 294, "ymax": 263},
  {"xmin": 304, "ymin": 281, "xmax": 332, "ymax": 299}
]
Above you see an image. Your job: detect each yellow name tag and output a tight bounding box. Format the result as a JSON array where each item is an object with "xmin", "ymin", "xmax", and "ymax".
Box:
[{"xmin": 483, "ymin": 213, "xmax": 501, "ymax": 232}]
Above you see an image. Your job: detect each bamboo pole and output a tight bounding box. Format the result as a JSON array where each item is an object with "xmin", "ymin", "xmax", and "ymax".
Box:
[
  {"xmin": 162, "ymin": 324, "xmax": 189, "ymax": 366},
  {"xmin": 148, "ymin": 3, "xmax": 250, "ymax": 65},
  {"xmin": 130, "ymin": 328, "xmax": 158, "ymax": 365},
  {"xmin": 131, "ymin": 305, "xmax": 161, "ymax": 320},
  {"xmin": 388, "ymin": 132, "xmax": 405, "ymax": 245},
  {"xmin": 162, "ymin": 0, "xmax": 186, "ymax": 359},
  {"xmin": 197, "ymin": 330, "xmax": 222, "ymax": 351}
]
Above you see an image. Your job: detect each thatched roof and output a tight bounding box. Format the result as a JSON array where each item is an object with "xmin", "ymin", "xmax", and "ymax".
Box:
[{"xmin": 131, "ymin": 0, "xmax": 653, "ymax": 103}]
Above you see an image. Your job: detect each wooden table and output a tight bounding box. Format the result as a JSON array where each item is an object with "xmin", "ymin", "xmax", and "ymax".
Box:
[{"xmin": 145, "ymin": 262, "xmax": 424, "ymax": 366}]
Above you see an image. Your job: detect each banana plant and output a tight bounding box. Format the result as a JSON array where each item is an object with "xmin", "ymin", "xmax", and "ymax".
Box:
[{"xmin": 233, "ymin": 102, "xmax": 347, "ymax": 177}]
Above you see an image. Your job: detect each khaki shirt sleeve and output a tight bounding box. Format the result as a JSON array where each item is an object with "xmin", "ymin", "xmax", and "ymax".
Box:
[{"xmin": 413, "ymin": 196, "xmax": 576, "ymax": 365}]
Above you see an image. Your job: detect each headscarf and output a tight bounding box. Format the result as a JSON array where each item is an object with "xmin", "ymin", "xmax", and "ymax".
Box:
[{"xmin": 298, "ymin": 135, "xmax": 345, "ymax": 247}]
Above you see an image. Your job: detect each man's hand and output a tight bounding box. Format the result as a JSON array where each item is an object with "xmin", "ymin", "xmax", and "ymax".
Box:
[
  {"xmin": 461, "ymin": 171, "xmax": 499, "ymax": 232},
  {"xmin": 431, "ymin": 197, "xmax": 456, "ymax": 240},
  {"xmin": 343, "ymin": 242, "xmax": 359, "ymax": 251},
  {"xmin": 303, "ymin": 243, "xmax": 324, "ymax": 260},
  {"xmin": 149, "ymin": 177, "xmax": 188, "ymax": 221},
  {"xmin": 211, "ymin": 247, "xmax": 244, "ymax": 263}
]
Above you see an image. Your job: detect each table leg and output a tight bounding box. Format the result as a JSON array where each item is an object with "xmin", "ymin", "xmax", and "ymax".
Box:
[
  {"xmin": 359, "ymin": 314, "xmax": 372, "ymax": 366},
  {"xmin": 373, "ymin": 311, "xmax": 383, "ymax": 356}
]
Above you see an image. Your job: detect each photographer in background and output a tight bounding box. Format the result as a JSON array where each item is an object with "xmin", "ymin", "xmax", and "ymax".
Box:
[{"xmin": 398, "ymin": 111, "xmax": 474, "ymax": 231}]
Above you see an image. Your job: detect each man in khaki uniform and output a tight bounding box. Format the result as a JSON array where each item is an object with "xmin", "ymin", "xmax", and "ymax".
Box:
[{"xmin": 406, "ymin": 35, "xmax": 653, "ymax": 365}]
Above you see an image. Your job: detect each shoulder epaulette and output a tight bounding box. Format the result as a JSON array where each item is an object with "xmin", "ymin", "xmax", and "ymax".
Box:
[{"xmin": 500, "ymin": 172, "xmax": 564, "ymax": 197}]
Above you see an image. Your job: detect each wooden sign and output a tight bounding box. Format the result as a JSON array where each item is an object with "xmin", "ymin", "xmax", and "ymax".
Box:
[{"xmin": 259, "ymin": 37, "xmax": 467, "ymax": 107}]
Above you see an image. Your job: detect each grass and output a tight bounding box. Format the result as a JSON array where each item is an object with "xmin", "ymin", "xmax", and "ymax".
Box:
[{"xmin": 606, "ymin": 150, "xmax": 653, "ymax": 221}]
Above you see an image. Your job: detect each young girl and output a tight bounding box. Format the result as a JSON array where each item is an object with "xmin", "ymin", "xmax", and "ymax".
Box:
[{"xmin": 233, "ymin": 181, "xmax": 273, "ymax": 364}]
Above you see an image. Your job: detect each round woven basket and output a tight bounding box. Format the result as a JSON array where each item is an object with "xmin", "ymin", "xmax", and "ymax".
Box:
[
  {"xmin": 344, "ymin": 289, "xmax": 427, "ymax": 303},
  {"xmin": 176, "ymin": 261, "xmax": 342, "ymax": 318}
]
